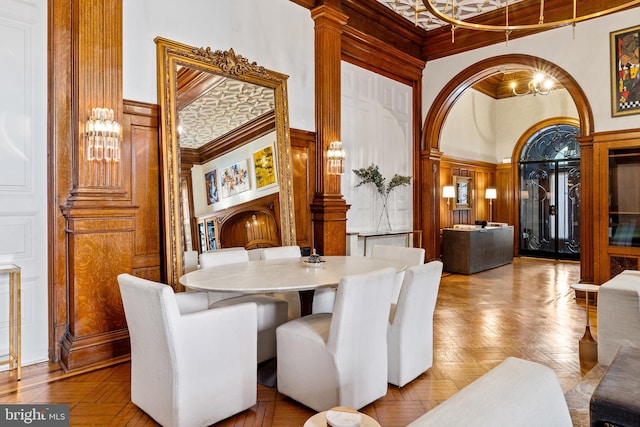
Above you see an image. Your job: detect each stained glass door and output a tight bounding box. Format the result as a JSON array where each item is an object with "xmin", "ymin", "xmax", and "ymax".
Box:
[{"xmin": 518, "ymin": 125, "xmax": 580, "ymax": 260}]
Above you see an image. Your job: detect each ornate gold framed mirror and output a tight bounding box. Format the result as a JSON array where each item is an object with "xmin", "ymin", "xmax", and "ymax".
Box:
[{"xmin": 156, "ymin": 37, "xmax": 296, "ymax": 288}]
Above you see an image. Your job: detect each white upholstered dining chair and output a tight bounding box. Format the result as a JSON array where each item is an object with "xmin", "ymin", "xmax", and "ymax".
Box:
[
  {"xmin": 261, "ymin": 245, "xmax": 302, "ymax": 319},
  {"xmin": 388, "ymin": 260, "xmax": 443, "ymax": 387},
  {"xmin": 311, "ymin": 244, "xmax": 425, "ymax": 314},
  {"xmin": 118, "ymin": 274, "xmax": 257, "ymax": 427},
  {"xmin": 276, "ymin": 267, "xmax": 396, "ymax": 411},
  {"xmin": 371, "ymin": 244, "xmax": 425, "ymax": 304},
  {"xmin": 199, "ymin": 248, "xmax": 288, "ymax": 363}
]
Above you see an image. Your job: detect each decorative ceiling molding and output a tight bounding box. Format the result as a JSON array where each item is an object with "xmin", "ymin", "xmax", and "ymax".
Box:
[
  {"xmin": 178, "ymin": 77, "xmax": 275, "ymax": 149},
  {"xmin": 377, "ymin": 0, "xmax": 524, "ymax": 31}
]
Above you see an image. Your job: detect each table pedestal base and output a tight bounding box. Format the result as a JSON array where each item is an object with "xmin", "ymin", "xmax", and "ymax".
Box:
[{"xmin": 258, "ymin": 358, "xmax": 277, "ymax": 388}]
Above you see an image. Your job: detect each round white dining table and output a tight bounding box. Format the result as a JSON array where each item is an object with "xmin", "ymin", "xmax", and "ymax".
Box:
[{"xmin": 179, "ymin": 255, "xmax": 406, "ymax": 316}]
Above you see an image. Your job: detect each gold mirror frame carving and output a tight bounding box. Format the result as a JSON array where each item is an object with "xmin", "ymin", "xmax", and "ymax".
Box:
[{"xmin": 155, "ymin": 37, "xmax": 296, "ymax": 289}]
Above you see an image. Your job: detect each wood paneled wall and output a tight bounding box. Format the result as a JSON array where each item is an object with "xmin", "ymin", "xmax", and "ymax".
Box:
[
  {"xmin": 291, "ymin": 128, "xmax": 316, "ymax": 251},
  {"xmin": 50, "ymin": 93, "xmax": 161, "ymax": 370},
  {"xmin": 49, "ymin": 0, "xmax": 158, "ymax": 371},
  {"xmin": 439, "ymin": 156, "xmax": 497, "ymax": 229}
]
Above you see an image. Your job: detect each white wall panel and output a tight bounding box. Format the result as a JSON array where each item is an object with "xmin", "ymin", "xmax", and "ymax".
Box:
[
  {"xmin": 341, "ymin": 61, "xmax": 413, "ymax": 247},
  {"xmin": 122, "ymin": 0, "xmax": 315, "ymax": 132},
  {"xmin": 0, "ymin": 0, "xmax": 48, "ymax": 368}
]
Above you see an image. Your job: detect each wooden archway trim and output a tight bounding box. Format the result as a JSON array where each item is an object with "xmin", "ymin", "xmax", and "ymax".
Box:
[
  {"xmin": 423, "ymin": 54, "xmax": 594, "ymax": 153},
  {"xmin": 421, "ymin": 54, "xmax": 594, "ymax": 271}
]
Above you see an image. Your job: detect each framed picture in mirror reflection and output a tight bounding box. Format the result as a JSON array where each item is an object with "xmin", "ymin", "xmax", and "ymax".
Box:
[
  {"xmin": 253, "ymin": 145, "xmax": 277, "ymax": 190},
  {"xmin": 204, "ymin": 170, "xmax": 219, "ymax": 205},
  {"xmin": 453, "ymin": 175, "xmax": 472, "ymax": 210},
  {"xmin": 221, "ymin": 160, "xmax": 250, "ymax": 199}
]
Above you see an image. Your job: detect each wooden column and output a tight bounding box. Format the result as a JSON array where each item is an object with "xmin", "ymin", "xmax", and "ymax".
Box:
[
  {"xmin": 579, "ymin": 135, "xmax": 595, "ymax": 284},
  {"xmin": 422, "ymin": 150, "xmax": 442, "ymax": 262},
  {"xmin": 310, "ymin": 4, "xmax": 350, "ymax": 256},
  {"xmin": 49, "ymin": 0, "xmax": 161, "ymax": 371}
]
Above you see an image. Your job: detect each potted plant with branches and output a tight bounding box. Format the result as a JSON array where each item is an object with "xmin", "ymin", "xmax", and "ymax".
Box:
[{"xmin": 353, "ymin": 164, "xmax": 411, "ymax": 232}]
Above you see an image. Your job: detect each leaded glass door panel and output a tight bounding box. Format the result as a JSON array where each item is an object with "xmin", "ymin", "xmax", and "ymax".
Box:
[{"xmin": 518, "ymin": 125, "xmax": 580, "ymax": 260}]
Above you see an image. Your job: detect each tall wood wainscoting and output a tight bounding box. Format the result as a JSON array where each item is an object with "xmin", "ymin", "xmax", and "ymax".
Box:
[{"xmin": 56, "ymin": 101, "xmax": 160, "ymax": 372}]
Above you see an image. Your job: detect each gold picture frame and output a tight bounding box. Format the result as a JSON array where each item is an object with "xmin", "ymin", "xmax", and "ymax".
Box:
[{"xmin": 454, "ymin": 176, "xmax": 472, "ymax": 210}]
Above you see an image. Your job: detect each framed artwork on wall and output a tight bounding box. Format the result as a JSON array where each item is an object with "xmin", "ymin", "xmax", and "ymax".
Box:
[
  {"xmin": 253, "ymin": 145, "xmax": 277, "ymax": 190},
  {"xmin": 220, "ymin": 159, "xmax": 250, "ymax": 199},
  {"xmin": 611, "ymin": 25, "xmax": 640, "ymax": 117},
  {"xmin": 454, "ymin": 175, "xmax": 472, "ymax": 210},
  {"xmin": 204, "ymin": 170, "xmax": 219, "ymax": 204}
]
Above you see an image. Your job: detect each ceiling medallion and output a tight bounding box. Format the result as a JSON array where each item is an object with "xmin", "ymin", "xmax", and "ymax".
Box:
[{"xmin": 418, "ymin": 0, "xmax": 640, "ymax": 42}]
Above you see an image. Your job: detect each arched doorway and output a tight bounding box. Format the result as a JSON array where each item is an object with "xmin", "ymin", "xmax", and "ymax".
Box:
[
  {"xmin": 518, "ymin": 122, "xmax": 581, "ymax": 260},
  {"xmin": 422, "ymin": 54, "xmax": 594, "ymax": 274}
]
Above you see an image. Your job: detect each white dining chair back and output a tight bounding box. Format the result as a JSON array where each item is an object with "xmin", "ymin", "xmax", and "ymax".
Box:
[
  {"xmin": 118, "ymin": 274, "xmax": 257, "ymax": 427},
  {"xmin": 199, "ymin": 248, "xmax": 249, "ymax": 268},
  {"xmin": 197, "ymin": 247, "xmax": 288, "ymax": 363},
  {"xmin": 371, "ymin": 244, "xmax": 425, "ymax": 304},
  {"xmin": 198, "ymin": 250, "xmax": 249, "ymax": 303},
  {"xmin": 261, "ymin": 245, "xmax": 301, "ymax": 260},
  {"xmin": 260, "ymin": 245, "xmax": 302, "ymax": 319},
  {"xmin": 312, "ymin": 245, "xmax": 425, "ymax": 314},
  {"xmin": 247, "ymin": 248, "xmax": 264, "ymax": 260},
  {"xmin": 388, "ymin": 260, "xmax": 443, "ymax": 387},
  {"xmin": 277, "ymin": 267, "xmax": 396, "ymax": 412},
  {"xmin": 183, "ymin": 250, "xmax": 199, "ymax": 273}
]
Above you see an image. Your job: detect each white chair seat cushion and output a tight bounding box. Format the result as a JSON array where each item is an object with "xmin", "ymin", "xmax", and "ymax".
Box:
[
  {"xmin": 210, "ymin": 294, "xmax": 288, "ymax": 363},
  {"xmin": 277, "ymin": 313, "xmax": 338, "ymax": 410}
]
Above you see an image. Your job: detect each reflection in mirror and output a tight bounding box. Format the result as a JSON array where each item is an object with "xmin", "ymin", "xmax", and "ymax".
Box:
[
  {"xmin": 156, "ymin": 37, "xmax": 296, "ymax": 288},
  {"xmin": 453, "ymin": 176, "xmax": 472, "ymax": 210}
]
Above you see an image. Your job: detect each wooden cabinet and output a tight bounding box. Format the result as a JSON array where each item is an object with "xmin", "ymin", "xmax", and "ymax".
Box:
[
  {"xmin": 593, "ymin": 130, "xmax": 640, "ymax": 283},
  {"xmin": 442, "ymin": 226, "xmax": 514, "ymax": 274}
]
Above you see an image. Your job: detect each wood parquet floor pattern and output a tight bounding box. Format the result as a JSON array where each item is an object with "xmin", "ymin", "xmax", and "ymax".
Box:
[{"xmin": 0, "ymin": 257, "xmax": 595, "ymax": 426}]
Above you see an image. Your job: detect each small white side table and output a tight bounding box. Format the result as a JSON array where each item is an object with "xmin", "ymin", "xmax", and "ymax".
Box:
[
  {"xmin": 0, "ymin": 264, "xmax": 21, "ymax": 380},
  {"xmin": 570, "ymin": 283, "xmax": 600, "ymax": 369},
  {"xmin": 304, "ymin": 410, "xmax": 381, "ymax": 427}
]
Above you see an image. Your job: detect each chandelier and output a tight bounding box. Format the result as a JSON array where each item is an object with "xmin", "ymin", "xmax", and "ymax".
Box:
[
  {"xmin": 415, "ymin": 0, "xmax": 640, "ymax": 42},
  {"xmin": 511, "ymin": 71, "xmax": 555, "ymax": 96}
]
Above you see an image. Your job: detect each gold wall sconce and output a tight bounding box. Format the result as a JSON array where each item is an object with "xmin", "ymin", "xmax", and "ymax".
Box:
[
  {"xmin": 85, "ymin": 108, "xmax": 121, "ymax": 162},
  {"xmin": 327, "ymin": 141, "xmax": 345, "ymax": 175}
]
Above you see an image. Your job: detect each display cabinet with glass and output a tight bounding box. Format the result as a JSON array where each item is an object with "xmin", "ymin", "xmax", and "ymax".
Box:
[{"xmin": 608, "ymin": 148, "xmax": 640, "ymax": 248}]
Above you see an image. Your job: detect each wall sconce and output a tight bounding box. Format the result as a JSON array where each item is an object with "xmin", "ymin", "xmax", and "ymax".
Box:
[
  {"xmin": 442, "ymin": 185, "xmax": 455, "ymax": 227},
  {"xmin": 85, "ymin": 108, "xmax": 121, "ymax": 162},
  {"xmin": 327, "ymin": 141, "xmax": 345, "ymax": 175},
  {"xmin": 442, "ymin": 186, "xmax": 455, "ymax": 208},
  {"xmin": 245, "ymin": 214, "xmax": 258, "ymax": 228},
  {"xmin": 485, "ymin": 188, "xmax": 497, "ymax": 221}
]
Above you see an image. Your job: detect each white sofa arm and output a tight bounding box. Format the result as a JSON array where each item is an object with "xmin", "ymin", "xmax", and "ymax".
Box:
[{"xmin": 408, "ymin": 357, "xmax": 572, "ymax": 427}]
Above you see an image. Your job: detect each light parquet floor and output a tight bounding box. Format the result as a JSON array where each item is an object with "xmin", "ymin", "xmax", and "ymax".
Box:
[{"xmin": 0, "ymin": 257, "xmax": 595, "ymax": 426}]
